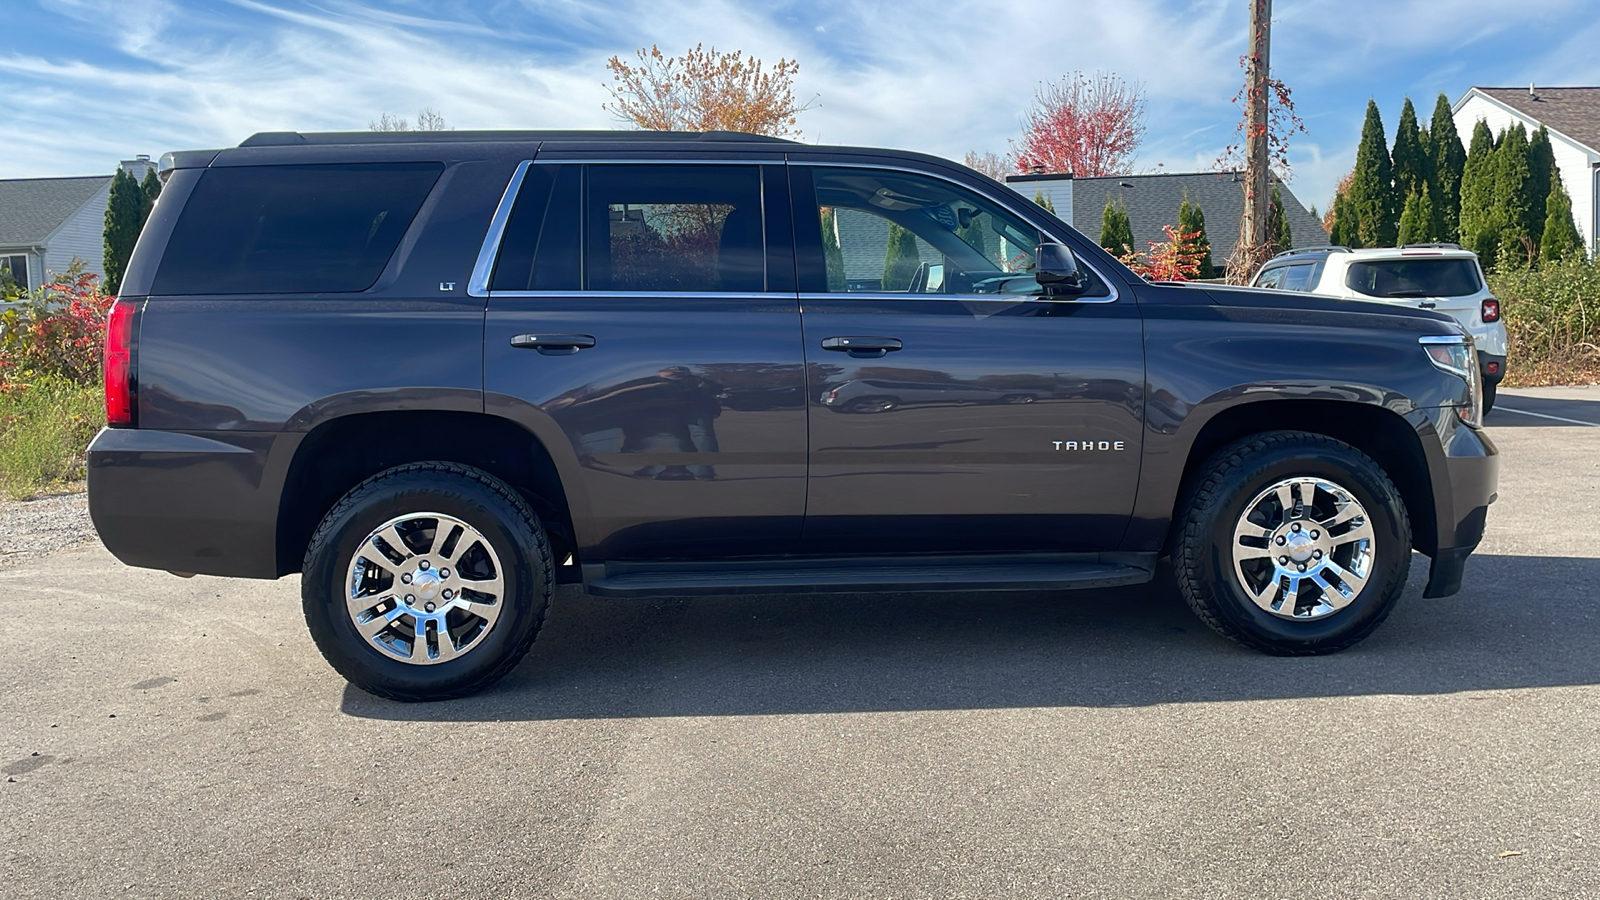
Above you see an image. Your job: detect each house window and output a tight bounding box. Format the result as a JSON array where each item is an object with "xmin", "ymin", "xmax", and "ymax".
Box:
[{"xmin": 0, "ymin": 255, "xmax": 28, "ymax": 292}]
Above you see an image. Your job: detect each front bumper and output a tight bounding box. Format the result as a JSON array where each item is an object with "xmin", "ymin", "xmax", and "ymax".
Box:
[{"xmin": 1418, "ymin": 412, "xmax": 1498, "ymax": 598}]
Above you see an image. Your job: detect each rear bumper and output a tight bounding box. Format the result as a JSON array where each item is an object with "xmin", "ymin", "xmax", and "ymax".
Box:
[
  {"xmin": 1478, "ymin": 351, "xmax": 1506, "ymax": 387},
  {"xmin": 1419, "ymin": 413, "xmax": 1498, "ymax": 598},
  {"xmin": 86, "ymin": 427, "xmax": 289, "ymax": 579}
]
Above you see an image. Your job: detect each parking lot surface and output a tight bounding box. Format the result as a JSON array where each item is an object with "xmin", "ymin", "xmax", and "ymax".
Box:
[{"xmin": 3, "ymin": 386, "xmax": 1599, "ymax": 899}]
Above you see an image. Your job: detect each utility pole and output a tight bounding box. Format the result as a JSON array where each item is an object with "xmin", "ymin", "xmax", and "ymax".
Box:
[{"xmin": 1241, "ymin": 0, "xmax": 1272, "ymax": 253}]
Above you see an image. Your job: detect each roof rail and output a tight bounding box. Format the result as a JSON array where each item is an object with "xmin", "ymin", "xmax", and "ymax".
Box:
[
  {"xmin": 1400, "ymin": 242, "xmax": 1463, "ymax": 250},
  {"xmin": 238, "ymin": 130, "xmax": 798, "ymax": 148},
  {"xmin": 1271, "ymin": 245, "xmax": 1350, "ymax": 259}
]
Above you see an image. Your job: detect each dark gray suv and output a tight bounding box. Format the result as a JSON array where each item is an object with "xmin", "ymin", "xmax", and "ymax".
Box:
[{"xmin": 88, "ymin": 130, "xmax": 1497, "ymax": 700}]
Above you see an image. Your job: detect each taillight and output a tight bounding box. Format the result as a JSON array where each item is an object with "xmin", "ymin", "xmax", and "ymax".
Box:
[
  {"xmin": 104, "ymin": 300, "xmax": 136, "ymax": 427},
  {"xmin": 1481, "ymin": 297, "xmax": 1500, "ymax": 323}
]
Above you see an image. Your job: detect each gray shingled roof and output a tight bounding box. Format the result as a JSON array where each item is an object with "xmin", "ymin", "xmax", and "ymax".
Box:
[
  {"xmin": 0, "ymin": 176, "xmax": 112, "ymax": 246},
  {"xmin": 1069, "ymin": 171, "xmax": 1327, "ymax": 268},
  {"xmin": 1473, "ymin": 87, "xmax": 1600, "ymax": 154}
]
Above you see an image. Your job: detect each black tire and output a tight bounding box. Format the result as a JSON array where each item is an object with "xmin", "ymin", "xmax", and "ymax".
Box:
[
  {"xmin": 1173, "ymin": 431, "xmax": 1411, "ymax": 655},
  {"xmin": 302, "ymin": 462, "xmax": 552, "ymax": 701},
  {"xmin": 1483, "ymin": 383, "xmax": 1496, "ymax": 415}
]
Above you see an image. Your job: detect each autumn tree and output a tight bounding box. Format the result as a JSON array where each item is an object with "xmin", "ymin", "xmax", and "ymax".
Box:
[
  {"xmin": 604, "ymin": 44, "xmax": 810, "ymax": 136},
  {"xmin": 1011, "ymin": 71, "xmax": 1146, "ymax": 176},
  {"xmin": 1324, "ymin": 170, "xmax": 1353, "ymax": 236},
  {"xmin": 962, "ymin": 151, "xmax": 1012, "ymax": 182},
  {"xmin": 369, "ymin": 108, "xmax": 451, "ymax": 132}
]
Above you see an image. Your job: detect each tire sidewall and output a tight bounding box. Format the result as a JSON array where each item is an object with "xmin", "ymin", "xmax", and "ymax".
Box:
[
  {"xmin": 303, "ymin": 471, "xmax": 546, "ymax": 698},
  {"xmin": 1190, "ymin": 442, "xmax": 1409, "ymax": 648}
]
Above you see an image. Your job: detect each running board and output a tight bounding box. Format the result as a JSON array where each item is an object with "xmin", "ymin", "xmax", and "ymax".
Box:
[{"xmin": 581, "ymin": 553, "xmax": 1156, "ymax": 598}]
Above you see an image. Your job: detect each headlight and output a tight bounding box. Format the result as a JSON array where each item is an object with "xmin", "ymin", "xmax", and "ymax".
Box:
[{"xmin": 1420, "ymin": 334, "xmax": 1481, "ymax": 427}]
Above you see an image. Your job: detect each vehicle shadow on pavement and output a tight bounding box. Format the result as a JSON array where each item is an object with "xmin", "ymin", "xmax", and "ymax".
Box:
[{"xmin": 341, "ymin": 553, "xmax": 1600, "ymax": 721}]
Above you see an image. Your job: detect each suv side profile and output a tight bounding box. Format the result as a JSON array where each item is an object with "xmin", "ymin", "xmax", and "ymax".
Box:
[
  {"xmin": 89, "ymin": 131, "xmax": 1497, "ymax": 701},
  {"xmin": 1252, "ymin": 245, "xmax": 1508, "ymax": 411}
]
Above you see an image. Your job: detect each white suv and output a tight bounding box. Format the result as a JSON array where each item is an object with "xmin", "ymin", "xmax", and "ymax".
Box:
[{"xmin": 1252, "ymin": 244, "xmax": 1508, "ymax": 411}]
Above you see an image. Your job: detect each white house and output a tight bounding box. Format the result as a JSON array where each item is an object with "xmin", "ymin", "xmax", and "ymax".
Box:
[
  {"xmin": 0, "ymin": 155, "xmax": 157, "ymax": 291},
  {"xmin": 1453, "ymin": 86, "xmax": 1600, "ymax": 257}
]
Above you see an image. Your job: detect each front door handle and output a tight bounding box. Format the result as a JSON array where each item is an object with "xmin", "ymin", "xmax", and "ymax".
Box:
[
  {"xmin": 510, "ymin": 333, "xmax": 596, "ymax": 355},
  {"xmin": 821, "ymin": 336, "xmax": 903, "ymax": 358}
]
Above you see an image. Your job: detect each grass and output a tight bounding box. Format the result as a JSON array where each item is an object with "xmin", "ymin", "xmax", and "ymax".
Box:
[{"xmin": 0, "ymin": 379, "xmax": 103, "ymax": 500}]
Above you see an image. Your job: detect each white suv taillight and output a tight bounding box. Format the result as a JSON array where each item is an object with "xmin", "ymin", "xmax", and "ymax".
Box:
[
  {"xmin": 1481, "ymin": 297, "xmax": 1500, "ymax": 323},
  {"xmin": 104, "ymin": 300, "xmax": 136, "ymax": 427}
]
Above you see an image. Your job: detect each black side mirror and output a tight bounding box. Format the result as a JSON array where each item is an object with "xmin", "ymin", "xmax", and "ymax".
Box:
[{"xmin": 1035, "ymin": 243, "xmax": 1089, "ymax": 297}]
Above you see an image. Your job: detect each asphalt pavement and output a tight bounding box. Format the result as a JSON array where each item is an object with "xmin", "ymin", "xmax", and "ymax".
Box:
[{"xmin": 3, "ymin": 387, "xmax": 1599, "ymax": 899}]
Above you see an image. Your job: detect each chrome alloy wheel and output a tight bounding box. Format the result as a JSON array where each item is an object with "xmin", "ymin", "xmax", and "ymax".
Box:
[
  {"xmin": 1231, "ymin": 477, "xmax": 1376, "ymax": 620},
  {"xmin": 345, "ymin": 512, "xmax": 506, "ymax": 665}
]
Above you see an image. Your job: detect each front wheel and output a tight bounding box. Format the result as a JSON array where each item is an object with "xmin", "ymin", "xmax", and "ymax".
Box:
[
  {"xmin": 301, "ymin": 462, "xmax": 552, "ymax": 701},
  {"xmin": 1173, "ymin": 432, "xmax": 1411, "ymax": 655}
]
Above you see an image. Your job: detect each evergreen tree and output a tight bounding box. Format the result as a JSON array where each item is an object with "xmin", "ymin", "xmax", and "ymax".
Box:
[
  {"xmin": 1493, "ymin": 123, "xmax": 1536, "ymax": 268},
  {"xmin": 881, "ymin": 222, "xmax": 920, "ymax": 290},
  {"xmin": 1527, "ymin": 126, "xmax": 1555, "ymax": 249},
  {"xmin": 957, "ymin": 213, "xmax": 987, "ymax": 262},
  {"xmin": 1540, "ymin": 170, "xmax": 1585, "ymax": 263},
  {"xmin": 139, "ymin": 168, "xmax": 162, "ymax": 224},
  {"xmin": 102, "ymin": 168, "xmax": 143, "ymax": 295},
  {"xmin": 1100, "ymin": 197, "xmax": 1134, "ymax": 258},
  {"xmin": 1177, "ymin": 197, "xmax": 1216, "ymax": 279},
  {"xmin": 1268, "ymin": 184, "xmax": 1292, "ymax": 252},
  {"xmin": 1329, "ymin": 190, "xmax": 1359, "ymax": 248},
  {"xmin": 821, "ymin": 208, "xmax": 846, "ymax": 291},
  {"xmin": 1391, "ymin": 98, "xmax": 1429, "ymax": 205},
  {"xmin": 1428, "ymin": 93, "xmax": 1465, "ymax": 243},
  {"xmin": 1459, "ymin": 120, "xmax": 1499, "ymax": 268},
  {"xmin": 1033, "ymin": 189, "xmax": 1056, "ymax": 214},
  {"xmin": 1397, "ymin": 183, "xmax": 1436, "ymax": 246},
  {"xmin": 1348, "ymin": 100, "xmax": 1398, "ymax": 248}
]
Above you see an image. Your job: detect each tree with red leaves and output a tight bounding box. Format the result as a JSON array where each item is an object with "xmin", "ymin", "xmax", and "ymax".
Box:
[
  {"xmin": 1118, "ymin": 225, "xmax": 1205, "ymax": 282},
  {"xmin": 1011, "ymin": 72, "xmax": 1146, "ymax": 177}
]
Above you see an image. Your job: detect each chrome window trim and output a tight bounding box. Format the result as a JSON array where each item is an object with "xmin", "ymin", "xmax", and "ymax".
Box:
[
  {"xmin": 484, "ymin": 291, "xmax": 785, "ymax": 300},
  {"xmin": 467, "ymin": 159, "xmax": 531, "ymax": 298},
  {"xmin": 530, "ymin": 157, "xmax": 786, "ymax": 165},
  {"xmin": 789, "ymin": 159, "xmax": 1121, "ymax": 304}
]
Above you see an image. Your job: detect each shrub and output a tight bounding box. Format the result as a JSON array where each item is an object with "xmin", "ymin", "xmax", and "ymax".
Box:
[
  {"xmin": 0, "ymin": 377, "xmax": 103, "ymax": 498},
  {"xmin": 0, "ymin": 266, "xmax": 113, "ymax": 387},
  {"xmin": 1489, "ymin": 257, "xmax": 1600, "ymax": 385}
]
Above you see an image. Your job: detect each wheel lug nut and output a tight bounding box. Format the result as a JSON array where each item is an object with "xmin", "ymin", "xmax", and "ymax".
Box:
[
  {"xmin": 442, "ymin": 589, "xmax": 454, "ymax": 600},
  {"xmin": 440, "ymin": 568, "xmax": 451, "ymax": 579},
  {"xmin": 1275, "ymin": 536, "xmax": 1286, "ymax": 546},
  {"xmin": 1279, "ymin": 556, "xmax": 1289, "ymax": 565},
  {"xmin": 425, "ymin": 602, "xmax": 436, "ymax": 613},
  {"xmin": 1297, "ymin": 563, "xmax": 1306, "ymax": 572},
  {"xmin": 1314, "ymin": 550, "xmax": 1322, "ymax": 559},
  {"xmin": 401, "ymin": 573, "xmax": 412, "ymax": 584},
  {"xmin": 1310, "ymin": 530, "xmax": 1320, "ymax": 539},
  {"xmin": 1291, "ymin": 523, "xmax": 1301, "ymax": 532},
  {"xmin": 419, "ymin": 560, "xmax": 430, "ymax": 570},
  {"xmin": 405, "ymin": 594, "xmax": 416, "ymax": 605}
]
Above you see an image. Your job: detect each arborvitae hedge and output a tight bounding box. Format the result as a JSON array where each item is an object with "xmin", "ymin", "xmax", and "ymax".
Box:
[
  {"xmin": 881, "ymin": 223, "xmax": 920, "ymax": 290},
  {"xmin": 1100, "ymin": 198, "xmax": 1134, "ymax": 258},
  {"xmin": 102, "ymin": 169, "xmax": 143, "ymax": 295},
  {"xmin": 1178, "ymin": 197, "xmax": 1216, "ymax": 278},
  {"xmin": 1349, "ymin": 100, "xmax": 1398, "ymax": 248}
]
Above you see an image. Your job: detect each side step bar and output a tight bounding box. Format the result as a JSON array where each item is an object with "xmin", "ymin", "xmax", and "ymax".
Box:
[{"xmin": 581, "ymin": 553, "xmax": 1156, "ymax": 598}]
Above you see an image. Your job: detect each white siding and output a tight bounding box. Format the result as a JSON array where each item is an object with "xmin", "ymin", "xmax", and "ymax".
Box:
[
  {"xmin": 1454, "ymin": 92, "xmax": 1600, "ymax": 257},
  {"xmin": 42, "ymin": 182, "xmax": 110, "ymax": 280},
  {"xmin": 1005, "ymin": 177, "xmax": 1074, "ymax": 223}
]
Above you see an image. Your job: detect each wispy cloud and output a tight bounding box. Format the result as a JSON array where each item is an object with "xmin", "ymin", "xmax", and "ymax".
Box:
[{"xmin": 3, "ymin": 0, "xmax": 1596, "ymax": 216}]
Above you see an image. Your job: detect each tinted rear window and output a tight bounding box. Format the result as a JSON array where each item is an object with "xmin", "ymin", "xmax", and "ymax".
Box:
[
  {"xmin": 153, "ymin": 162, "xmax": 443, "ymax": 295},
  {"xmin": 1345, "ymin": 259, "xmax": 1482, "ymax": 298}
]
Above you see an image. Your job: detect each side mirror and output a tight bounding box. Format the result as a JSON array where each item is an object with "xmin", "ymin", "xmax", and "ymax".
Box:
[{"xmin": 1035, "ymin": 243, "xmax": 1089, "ymax": 297}]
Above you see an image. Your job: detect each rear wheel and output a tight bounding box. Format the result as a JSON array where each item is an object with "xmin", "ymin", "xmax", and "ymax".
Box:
[
  {"xmin": 1174, "ymin": 432, "xmax": 1411, "ymax": 655},
  {"xmin": 302, "ymin": 462, "xmax": 552, "ymax": 701},
  {"xmin": 1483, "ymin": 383, "xmax": 1497, "ymax": 415}
]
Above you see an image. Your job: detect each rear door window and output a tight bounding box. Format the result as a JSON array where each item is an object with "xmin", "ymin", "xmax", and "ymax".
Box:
[
  {"xmin": 584, "ymin": 165, "xmax": 765, "ymax": 293},
  {"xmin": 1345, "ymin": 259, "xmax": 1483, "ymax": 298},
  {"xmin": 1255, "ymin": 267, "xmax": 1285, "ymax": 289},
  {"xmin": 152, "ymin": 162, "xmax": 443, "ymax": 295},
  {"xmin": 1277, "ymin": 262, "xmax": 1317, "ymax": 292}
]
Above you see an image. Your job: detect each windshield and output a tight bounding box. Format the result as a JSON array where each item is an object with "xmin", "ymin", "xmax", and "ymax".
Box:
[{"xmin": 1345, "ymin": 259, "xmax": 1482, "ymax": 298}]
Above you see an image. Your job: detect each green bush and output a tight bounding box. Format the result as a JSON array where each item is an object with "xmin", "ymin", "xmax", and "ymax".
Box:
[
  {"xmin": 1489, "ymin": 257, "xmax": 1600, "ymax": 385},
  {"xmin": 0, "ymin": 379, "xmax": 103, "ymax": 498}
]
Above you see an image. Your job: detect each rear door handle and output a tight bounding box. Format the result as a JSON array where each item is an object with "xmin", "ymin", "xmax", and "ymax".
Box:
[
  {"xmin": 821, "ymin": 336, "xmax": 903, "ymax": 358},
  {"xmin": 510, "ymin": 333, "xmax": 596, "ymax": 355}
]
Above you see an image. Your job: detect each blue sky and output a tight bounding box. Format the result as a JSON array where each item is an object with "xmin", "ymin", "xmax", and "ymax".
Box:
[{"xmin": 4, "ymin": 0, "xmax": 1599, "ymax": 214}]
